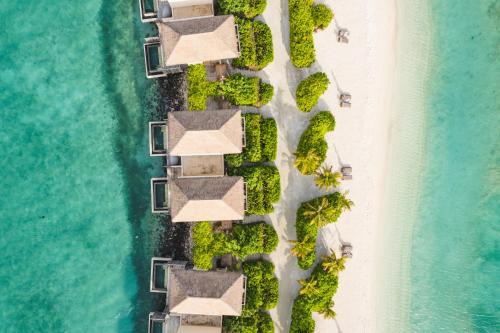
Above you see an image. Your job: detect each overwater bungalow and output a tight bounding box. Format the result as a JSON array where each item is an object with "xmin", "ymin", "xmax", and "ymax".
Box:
[
  {"xmin": 151, "ymin": 176, "xmax": 245, "ymax": 221},
  {"xmin": 148, "ymin": 257, "xmax": 246, "ymax": 333},
  {"xmin": 141, "ymin": 0, "xmax": 240, "ymax": 78},
  {"xmin": 149, "ymin": 109, "xmax": 245, "ymax": 158},
  {"xmin": 149, "ymin": 109, "xmax": 246, "ymax": 219}
]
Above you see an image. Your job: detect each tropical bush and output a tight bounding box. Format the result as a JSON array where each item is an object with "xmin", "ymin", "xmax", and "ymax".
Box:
[
  {"xmin": 260, "ymin": 118, "xmax": 278, "ymax": 161},
  {"xmin": 224, "ymin": 310, "xmax": 274, "ymax": 333},
  {"xmin": 186, "ymin": 64, "xmax": 211, "ymax": 110},
  {"xmin": 218, "ymin": 0, "xmax": 267, "ymax": 19},
  {"xmin": 187, "ymin": 66, "xmax": 273, "ymax": 109},
  {"xmin": 288, "ymin": 0, "xmax": 316, "ymax": 68},
  {"xmin": 243, "ymin": 260, "xmax": 279, "ymax": 310},
  {"xmin": 290, "ymin": 256, "xmax": 344, "ymax": 333},
  {"xmin": 216, "ymin": 73, "xmax": 260, "ymax": 105},
  {"xmin": 225, "ymin": 114, "xmax": 278, "ymax": 168},
  {"xmin": 233, "ymin": 19, "xmax": 274, "ymax": 70},
  {"xmin": 295, "ymin": 72, "xmax": 330, "ymax": 112},
  {"xmin": 314, "ymin": 165, "xmax": 341, "ymax": 189},
  {"xmin": 288, "ymin": 0, "xmax": 334, "ymax": 67},
  {"xmin": 311, "ymin": 4, "xmax": 333, "ymax": 30},
  {"xmin": 294, "ymin": 111, "xmax": 335, "ymax": 175},
  {"xmin": 258, "ymin": 82, "xmax": 274, "ymax": 106},
  {"xmin": 192, "ymin": 222, "xmax": 278, "ymax": 269},
  {"xmin": 224, "ymin": 260, "xmax": 278, "ymax": 333},
  {"xmin": 291, "ymin": 192, "xmax": 353, "ymax": 269},
  {"xmin": 230, "ymin": 165, "xmax": 280, "ymax": 215}
]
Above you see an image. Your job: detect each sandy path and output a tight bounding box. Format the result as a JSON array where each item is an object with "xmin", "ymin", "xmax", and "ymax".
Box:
[{"xmin": 258, "ymin": 0, "xmax": 396, "ymax": 332}]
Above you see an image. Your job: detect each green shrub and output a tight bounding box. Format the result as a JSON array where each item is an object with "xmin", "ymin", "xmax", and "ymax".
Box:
[
  {"xmin": 187, "ymin": 64, "xmax": 210, "ymax": 110},
  {"xmin": 215, "ymin": 74, "xmax": 260, "ymax": 106},
  {"xmin": 295, "ymin": 72, "xmax": 330, "ymax": 112},
  {"xmin": 224, "ymin": 310, "xmax": 274, "ymax": 333},
  {"xmin": 187, "ymin": 66, "xmax": 273, "ymax": 108},
  {"xmin": 225, "ymin": 153, "xmax": 245, "ymax": 168},
  {"xmin": 290, "ymin": 262, "xmax": 340, "ymax": 333},
  {"xmin": 233, "ymin": 19, "xmax": 257, "ymax": 69},
  {"xmin": 231, "ymin": 165, "xmax": 280, "ymax": 215},
  {"xmin": 233, "ymin": 19, "xmax": 274, "ymax": 70},
  {"xmin": 294, "ymin": 111, "xmax": 335, "ymax": 175},
  {"xmin": 232, "ymin": 222, "xmax": 279, "ymax": 258},
  {"xmin": 311, "ymin": 4, "xmax": 333, "ymax": 30},
  {"xmin": 254, "ymin": 21, "xmax": 274, "ymax": 69},
  {"xmin": 258, "ymin": 82, "xmax": 274, "ymax": 106},
  {"xmin": 288, "ymin": 0, "xmax": 334, "ymax": 68},
  {"xmin": 288, "ymin": 0, "xmax": 315, "ymax": 68},
  {"xmin": 243, "ymin": 114, "xmax": 262, "ymax": 162},
  {"xmin": 192, "ymin": 222, "xmax": 217, "ymax": 269},
  {"xmin": 243, "ymin": 260, "xmax": 279, "ymax": 310},
  {"xmin": 260, "ymin": 118, "xmax": 277, "ymax": 161},
  {"xmin": 294, "ymin": 192, "xmax": 352, "ymax": 269},
  {"xmin": 226, "ymin": 114, "xmax": 278, "ymax": 167},
  {"xmin": 218, "ymin": 0, "xmax": 267, "ymax": 18},
  {"xmin": 192, "ymin": 222, "xmax": 279, "ymax": 269}
]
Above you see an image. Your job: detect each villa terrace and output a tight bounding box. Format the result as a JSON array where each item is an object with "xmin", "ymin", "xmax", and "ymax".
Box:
[{"xmin": 140, "ymin": 0, "xmax": 214, "ymax": 23}]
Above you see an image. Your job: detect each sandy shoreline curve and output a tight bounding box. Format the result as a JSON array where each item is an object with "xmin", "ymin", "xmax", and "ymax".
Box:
[{"xmin": 258, "ymin": 0, "xmax": 396, "ymax": 331}]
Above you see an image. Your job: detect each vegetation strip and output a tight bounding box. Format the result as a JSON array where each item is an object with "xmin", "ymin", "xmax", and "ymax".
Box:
[
  {"xmin": 288, "ymin": 0, "xmax": 333, "ymax": 68},
  {"xmin": 187, "ymin": 64, "xmax": 274, "ymax": 110},
  {"xmin": 226, "ymin": 114, "xmax": 278, "ymax": 168},
  {"xmin": 294, "ymin": 111, "xmax": 335, "ymax": 175},
  {"xmin": 291, "ymin": 192, "xmax": 352, "ymax": 269},
  {"xmin": 290, "ymin": 254, "xmax": 345, "ymax": 333},
  {"xmin": 295, "ymin": 72, "xmax": 330, "ymax": 112}
]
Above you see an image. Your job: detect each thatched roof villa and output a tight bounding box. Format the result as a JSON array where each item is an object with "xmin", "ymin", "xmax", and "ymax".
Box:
[
  {"xmin": 141, "ymin": 0, "xmax": 240, "ymax": 78},
  {"xmin": 149, "ymin": 109, "xmax": 246, "ymax": 218},
  {"xmin": 148, "ymin": 257, "xmax": 246, "ymax": 333}
]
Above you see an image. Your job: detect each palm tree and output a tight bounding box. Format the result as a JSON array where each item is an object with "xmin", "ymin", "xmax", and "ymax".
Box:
[
  {"xmin": 303, "ymin": 197, "xmax": 336, "ymax": 228},
  {"xmin": 288, "ymin": 236, "xmax": 315, "ymax": 260},
  {"xmin": 318, "ymin": 301, "xmax": 336, "ymax": 319},
  {"xmin": 314, "ymin": 165, "xmax": 341, "ymax": 189},
  {"xmin": 298, "ymin": 278, "xmax": 318, "ymax": 296},
  {"xmin": 321, "ymin": 251, "xmax": 346, "ymax": 273},
  {"xmin": 294, "ymin": 150, "xmax": 321, "ymax": 175},
  {"xmin": 339, "ymin": 190, "xmax": 354, "ymax": 211}
]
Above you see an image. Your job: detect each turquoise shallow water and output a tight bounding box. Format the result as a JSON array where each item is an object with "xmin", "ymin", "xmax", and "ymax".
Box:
[
  {"xmin": 0, "ymin": 0, "xmax": 161, "ymax": 332},
  {"xmin": 409, "ymin": 0, "xmax": 500, "ymax": 332}
]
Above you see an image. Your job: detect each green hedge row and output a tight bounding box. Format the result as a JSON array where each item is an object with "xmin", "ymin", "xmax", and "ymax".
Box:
[
  {"xmin": 296, "ymin": 72, "xmax": 330, "ymax": 112},
  {"xmin": 224, "ymin": 309, "xmax": 274, "ymax": 333},
  {"xmin": 243, "ymin": 260, "xmax": 279, "ymax": 310},
  {"xmin": 294, "ymin": 192, "xmax": 352, "ymax": 269},
  {"xmin": 186, "ymin": 65, "xmax": 274, "ymax": 110},
  {"xmin": 229, "ymin": 165, "xmax": 280, "ymax": 215},
  {"xmin": 233, "ymin": 19, "xmax": 274, "ymax": 70},
  {"xmin": 218, "ymin": 0, "xmax": 267, "ymax": 19},
  {"xmin": 226, "ymin": 114, "xmax": 278, "ymax": 168},
  {"xmin": 294, "ymin": 111, "xmax": 335, "ymax": 175},
  {"xmin": 224, "ymin": 259, "xmax": 278, "ymax": 333},
  {"xmin": 288, "ymin": 0, "xmax": 333, "ymax": 68},
  {"xmin": 290, "ymin": 262, "xmax": 340, "ymax": 333},
  {"xmin": 192, "ymin": 221, "xmax": 278, "ymax": 270}
]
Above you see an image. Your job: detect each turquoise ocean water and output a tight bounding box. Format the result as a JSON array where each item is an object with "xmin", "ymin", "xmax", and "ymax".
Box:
[
  {"xmin": 0, "ymin": 0, "xmax": 162, "ymax": 332},
  {"xmin": 408, "ymin": 0, "xmax": 499, "ymax": 332}
]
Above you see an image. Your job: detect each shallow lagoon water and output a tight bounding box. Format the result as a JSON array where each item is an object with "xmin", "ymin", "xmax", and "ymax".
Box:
[{"xmin": 0, "ymin": 0, "xmax": 161, "ymax": 331}]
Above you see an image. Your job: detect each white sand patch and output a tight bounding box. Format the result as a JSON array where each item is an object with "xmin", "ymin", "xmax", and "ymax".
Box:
[{"xmin": 259, "ymin": 0, "xmax": 396, "ymax": 331}]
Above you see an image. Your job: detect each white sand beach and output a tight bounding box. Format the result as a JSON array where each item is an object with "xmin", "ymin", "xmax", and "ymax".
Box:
[{"xmin": 258, "ymin": 0, "xmax": 397, "ymax": 331}]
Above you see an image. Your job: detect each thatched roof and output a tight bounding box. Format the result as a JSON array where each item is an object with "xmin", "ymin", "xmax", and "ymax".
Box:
[
  {"xmin": 168, "ymin": 109, "xmax": 243, "ymax": 156},
  {"xmin": 157, "ymin": 15, "xmax": 239, "ymax": 66},
  {"xmin": 168, "ymin": 269, "xmax": 244, "ymax": 316},
  {"xmin": 169, "ymin": 176, "xmax": 244, "ymax": 222}
]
